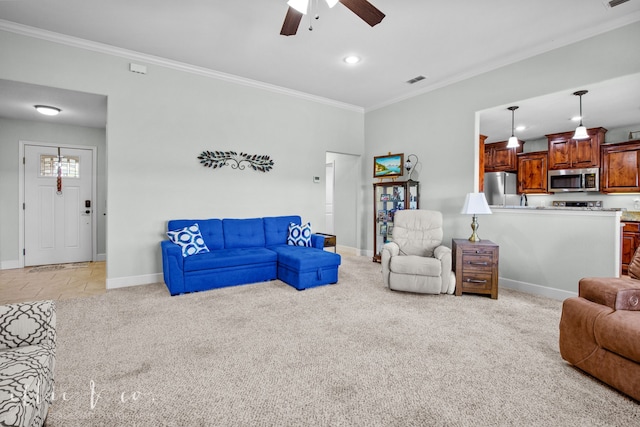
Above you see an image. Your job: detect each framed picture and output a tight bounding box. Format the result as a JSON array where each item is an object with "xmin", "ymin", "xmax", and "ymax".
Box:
[
  {"xmin": 373, "ymin": 153, "xmax": 404, "ymax": 179},
  {"xmin": 380, "ymin": 224, "xmax": 387, "ymax": 235},
  {"xmin": 380, "ymin": 193, "xmax": 390, "ymax": 201},
  {"xmin": 388, "ymin": 225, "xmax": 394, "ymax": 237},
  {"xmin": 377, "ymin": 210, "xmax": 386, "ymax": 222}
]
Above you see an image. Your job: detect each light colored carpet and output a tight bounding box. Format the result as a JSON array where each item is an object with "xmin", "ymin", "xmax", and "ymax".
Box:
[{"xmin": 47, "ymin": 255, "xmax": 639, "ymax": 426}]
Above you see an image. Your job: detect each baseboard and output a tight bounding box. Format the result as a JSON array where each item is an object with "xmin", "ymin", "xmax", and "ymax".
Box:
[
  {"xmin": 106, "ymin": 273, "xmax": 163, "ymax": 290},
  {"xmin": 95, "ymin": 253, "xmax": 106, "ymax": 262},
  {"xmin": 500, "ymin": 277, "xmax": 576, "ymax": 301},
  {"xmin": 0, "ymin": 260, "xmax": 21, "ymax": 270}
]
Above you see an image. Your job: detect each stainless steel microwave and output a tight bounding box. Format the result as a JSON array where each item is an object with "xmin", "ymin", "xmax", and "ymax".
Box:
[{"xmin": 548, "ymin": 168, "xmax": 599, "ymax": 193}]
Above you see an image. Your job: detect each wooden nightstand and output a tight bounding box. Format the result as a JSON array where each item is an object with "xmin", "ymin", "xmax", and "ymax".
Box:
[{"xmin": 452, "ymin": 239, "xmax": 499, "ymax": 299}]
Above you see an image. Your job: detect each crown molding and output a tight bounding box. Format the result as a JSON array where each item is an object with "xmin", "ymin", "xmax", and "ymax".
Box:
[
  {"xmin": 0, "ymin": 20, "xmax": 364, "ymax": 114},
  {"xmin": 366, "ymin": 12, "xmax": 640, "ymax": 112}
]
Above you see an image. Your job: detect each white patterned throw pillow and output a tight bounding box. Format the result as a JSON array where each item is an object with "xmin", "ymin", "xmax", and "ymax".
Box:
[
  {"xmin": 287, "ymin": 222, "xmax": 312, "ymax": 247},
  {"xmin": 167, "ymin": 223, "xmax": 210, "ymax": 257}
]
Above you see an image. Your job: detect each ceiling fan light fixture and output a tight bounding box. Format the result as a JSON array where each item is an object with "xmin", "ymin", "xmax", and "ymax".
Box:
[
  {"xmin": 34, "ymin": 105, "xmax": 61, "ymax": 116},
  {"xmin": 287, "ymin": 0, "xmax": 308, "ymax": 14}
]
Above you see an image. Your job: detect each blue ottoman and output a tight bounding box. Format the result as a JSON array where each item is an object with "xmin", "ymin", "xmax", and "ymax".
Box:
[{"xmin": 271, "ymin": 246, "xmax": 341, "ymax": 290}]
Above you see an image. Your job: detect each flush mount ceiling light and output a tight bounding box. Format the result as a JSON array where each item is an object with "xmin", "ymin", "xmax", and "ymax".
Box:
[
  {"xmin": 344, "ymin": 55, "xmax": 361, "ymax": 64},
  {"xmin": 506, "ymin": 106, "xmax": 520, "ymax": 148},
  {"xmin": 34, "ymin": 105, "xmax": 61, "ymax": 116},
  {"xmin": 572, "ymin": 90, "xmax": 590, "ymax": 140}
]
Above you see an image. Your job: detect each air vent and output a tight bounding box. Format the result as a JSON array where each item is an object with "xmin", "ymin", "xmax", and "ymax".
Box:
[
  {"xmin": 406, "ymin": 75, "xmax": 426, "ymax": 84},
  {"xmin": 604, "ymin": 0, "xmax": 630, "ymax": 8}
]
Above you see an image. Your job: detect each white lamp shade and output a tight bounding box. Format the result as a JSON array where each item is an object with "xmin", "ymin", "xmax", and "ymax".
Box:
[
  {"xmin": 461, "ymin": 193, "xmax": 492, "ymax": 215},
  {"xmin": 326, "ymin": 0, "xmax": 339, "ymax": 7},
  {"xmin": 573, "ymin": 125, "xmax": 589, "ymax": 140},
  {"xmin": 506, "ymin": 136, "xmax": 519, "ymax": 148},
  {"xmin": 288, "ymin": 0, "xmax": 309, "ymax": 14}
]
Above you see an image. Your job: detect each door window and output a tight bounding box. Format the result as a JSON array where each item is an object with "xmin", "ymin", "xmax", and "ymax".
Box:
[{"xmin": 40, "ymin": 155, "xmax": 80, "ymax": 178}]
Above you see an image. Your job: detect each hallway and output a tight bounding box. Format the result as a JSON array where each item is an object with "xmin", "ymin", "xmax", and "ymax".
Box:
[{"xmin": 0, "ymin": 261, "xmax": 106, "ymax": 305}]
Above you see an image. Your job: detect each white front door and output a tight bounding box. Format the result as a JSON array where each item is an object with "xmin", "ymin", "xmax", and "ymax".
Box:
[{"xmin": 24, "ymin": 144, "xmax": 93, "ymax": 266}]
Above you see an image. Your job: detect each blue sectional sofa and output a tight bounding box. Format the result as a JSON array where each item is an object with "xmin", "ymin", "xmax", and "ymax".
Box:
[{"xmin": 161, "ymin": 215, "xmax": 341, "ymax": 295}]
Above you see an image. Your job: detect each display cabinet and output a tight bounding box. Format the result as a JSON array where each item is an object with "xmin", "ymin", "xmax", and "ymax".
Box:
[{"xmin": 372, "ymin": 180, "xmax": 419, "ymax": 262}]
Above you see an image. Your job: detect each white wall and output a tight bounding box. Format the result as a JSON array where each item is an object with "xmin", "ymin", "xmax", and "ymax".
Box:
[
  {"xmin": 0, "ymin": 29, "xmax": 364, "ymax": 286},
  {"xmin": 1, "ymin": 21, "xmax": 639, "ymax": 294},
  {"xmin": 363, "ymin": 22, "xmax": 640, "ymax": 294},
  {"xmin": 0, "ymin": 118, "xmax": 107, "ymax": 267}
]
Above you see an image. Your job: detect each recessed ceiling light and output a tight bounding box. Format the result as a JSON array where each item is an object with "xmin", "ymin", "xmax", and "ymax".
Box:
[
  {"xmin": 34, "ymin": 105, "xmax": 61, "ymax": 116},
  {"xmin": 343, "ymin": 55, "xmax": 361, "ymax": 65}
]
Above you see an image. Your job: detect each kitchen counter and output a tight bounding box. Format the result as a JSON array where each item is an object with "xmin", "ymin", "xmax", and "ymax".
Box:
[
  {"xmin": 492, "ymin": 205, "xmax": 622, "ymax": 212},
  {"xmin": 621, "ymin": 211, "xmax": 640, "ymax": 222},
  {"xmin": 490, "ymin": 206, "xmax": 622, "ymax": 217},
  {"xmin": 479, "ymin": 207, "xmax": 621, "ymax": 299}
]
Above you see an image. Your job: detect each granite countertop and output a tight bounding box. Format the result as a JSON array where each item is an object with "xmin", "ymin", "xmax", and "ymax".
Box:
[
  {"xmin": 621, "ymin": 211, "xmax": 640, "ymax": 222},
  {"xmin": 493, "ymin": 206, "xmax": 623, "ymax": 212}
]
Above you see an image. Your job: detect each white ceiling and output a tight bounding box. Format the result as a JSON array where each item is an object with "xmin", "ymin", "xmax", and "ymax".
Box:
[
  {"xmin": 0, "ymin": 0, "xmax": 639, "ymax": 134},
  {"xmin": 0, "ymin": 79, "xmax": 107, "ymax": 128}
]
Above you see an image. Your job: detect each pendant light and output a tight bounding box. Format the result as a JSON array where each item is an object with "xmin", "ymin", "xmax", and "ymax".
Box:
[
  {"xmin": 572, "ymin": 90, "xmax": 589, "ymax": 140},
  {"xmin": 506, "ymin": 106, "xmax": 519, "ymax": 148}
]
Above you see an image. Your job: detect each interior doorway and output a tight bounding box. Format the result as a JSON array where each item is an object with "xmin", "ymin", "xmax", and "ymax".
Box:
[
  {"xmin": 326, "ymin": 152, "xmax": 360, "ymax": 253},
  {"xmin": 325, "ymin": 161, "xmax": 335, "ymax": 234},
  {"xmin": 21, "ymin": 142, "xmax": 97, "ymax": 266}
]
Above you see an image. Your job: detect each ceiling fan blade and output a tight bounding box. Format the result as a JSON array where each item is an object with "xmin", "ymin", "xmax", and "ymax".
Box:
[
  {"xmin": 280, "ymin": 6, "xmax": 304, "ymax": 36},
  {"xmin": 339, "ymin": 0, "xmax": 385, "ymax": 27}
]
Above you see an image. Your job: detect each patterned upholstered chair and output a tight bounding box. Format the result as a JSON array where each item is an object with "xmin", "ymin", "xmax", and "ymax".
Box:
[
  {"xmin": 381, "ymin": 210, "xmax": 456, "ymax": 294},
  {"xmin": 0, "ymin": 301, "xmax": 56, "ymax": 427}
]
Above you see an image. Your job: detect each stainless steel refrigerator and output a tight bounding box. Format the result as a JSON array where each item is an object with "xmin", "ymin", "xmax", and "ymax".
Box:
[{"xmin": 484, "ymin": 172, "xmax": 519, "ymax": 206}]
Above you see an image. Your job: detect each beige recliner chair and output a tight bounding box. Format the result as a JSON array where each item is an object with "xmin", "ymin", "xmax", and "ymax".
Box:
[{"xmin": 381, "ymin": 210, "xmax": 456, "ymax": 294}]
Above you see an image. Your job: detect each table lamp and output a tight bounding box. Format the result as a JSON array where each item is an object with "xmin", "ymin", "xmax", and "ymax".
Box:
[{"xmin": 461, "ymin": 193, "xmax": 492, "ymax": 242}]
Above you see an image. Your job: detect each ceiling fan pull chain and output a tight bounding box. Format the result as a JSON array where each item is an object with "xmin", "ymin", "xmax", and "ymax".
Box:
[{"xmin": 309, "ymin": 0, "xmax": 317, "ymax": 30}]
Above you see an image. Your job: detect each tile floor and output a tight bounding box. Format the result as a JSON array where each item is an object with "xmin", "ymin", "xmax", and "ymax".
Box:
[{"xmin": 0, "ymin": 261, "xmax": 106, "ymax": 305}]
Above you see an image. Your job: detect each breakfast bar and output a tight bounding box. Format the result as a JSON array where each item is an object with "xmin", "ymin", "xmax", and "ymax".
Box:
[{"xmin": 478, "ymin": 207, "xmax": 622, "ymax": 300}]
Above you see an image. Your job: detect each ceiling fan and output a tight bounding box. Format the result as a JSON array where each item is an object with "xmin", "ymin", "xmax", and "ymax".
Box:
[{"xmin": 280, "ymin": 0, "xmax": 385, "ymax": 36}]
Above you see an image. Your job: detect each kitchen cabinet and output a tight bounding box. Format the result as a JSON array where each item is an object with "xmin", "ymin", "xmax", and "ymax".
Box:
[
  {"xmin": 372, "ymin": 180, "xmax": 419, "ymax": 263},
  {"xmin": 601, "ymin": 140, "xmax": 640, "ymax": 193},
  {"xmin": 622, "ymin": 222, "xmax": 640, "ymax": 275},
  {"xmin": 517, "ymin": 151, "xmax": 548, "ymax": 194},
  {"xmin": 547, "ymin": 127, "xmax": 606, "ymax": 170},
  {"xmin": 484, "ymin": 140, "xmax": 523, "ymax": 172},
  {"xmin": 452, "ymin": 239, "xmax": 499, "ymax": 299}
]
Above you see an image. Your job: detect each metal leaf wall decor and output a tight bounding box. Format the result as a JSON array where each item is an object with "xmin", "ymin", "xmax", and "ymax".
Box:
[{"xmin": 198, "ymin": 151, "xmax": 274, "ymax": 172}]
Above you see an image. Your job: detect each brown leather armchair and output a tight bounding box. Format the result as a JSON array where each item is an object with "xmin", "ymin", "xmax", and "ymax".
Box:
[{"xmin": 559, "ymin": 254, "xmax": 640, "ymax": 401}]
